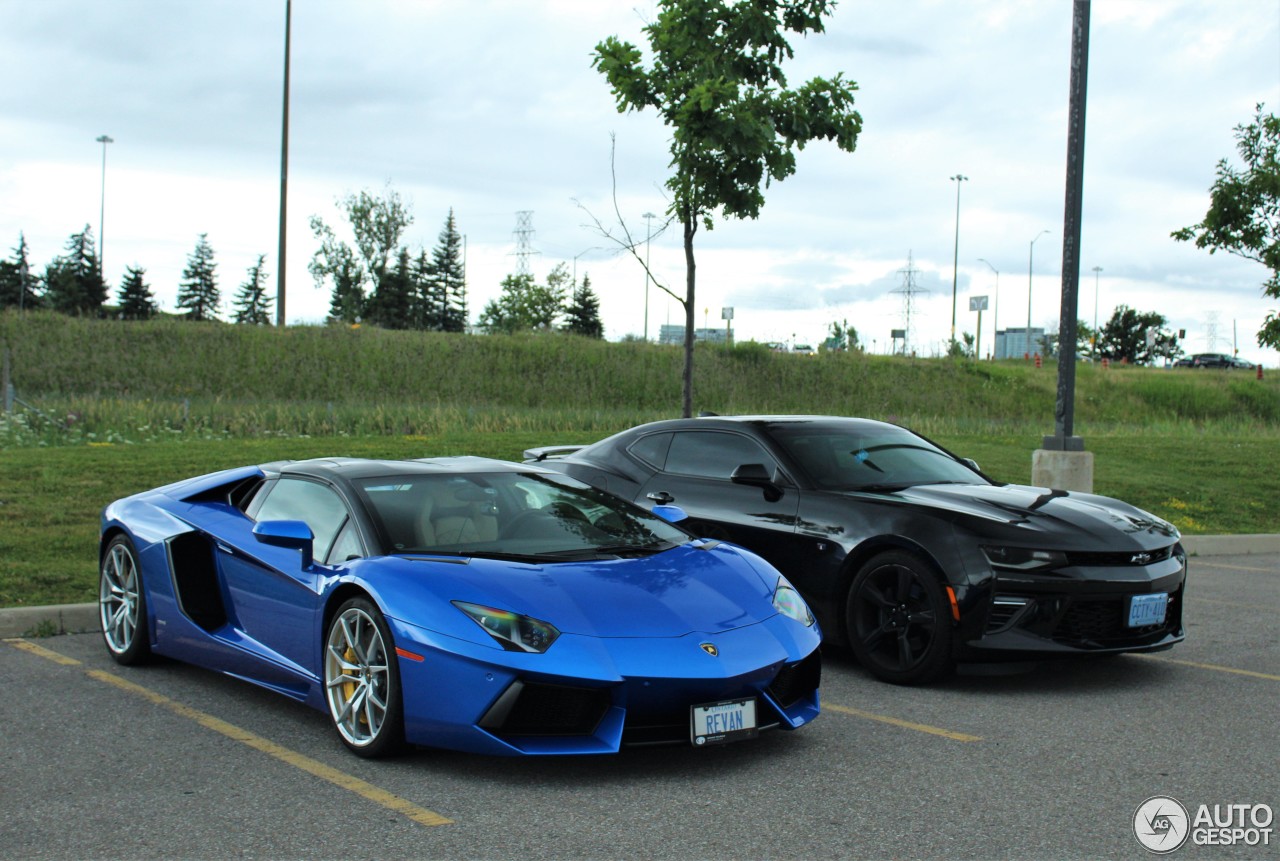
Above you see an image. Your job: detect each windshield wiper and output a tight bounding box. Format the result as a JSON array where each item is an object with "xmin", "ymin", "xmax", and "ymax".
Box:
[
  {"xmin": 535, "ymin": 543, "xmax": 671, "ymax": 561},
  {"xmin": 852, "ymin": 482, "xmax": 918, "ymax": 493},
  {"xmin": 403, "ymin": 550, "xmax": 545, "ymax": 564}
]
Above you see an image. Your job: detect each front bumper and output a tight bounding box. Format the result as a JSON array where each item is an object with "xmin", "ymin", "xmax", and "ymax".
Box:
[{"xmin": 389, "ymin": 615, "xmax": 822, "ymax": 756}]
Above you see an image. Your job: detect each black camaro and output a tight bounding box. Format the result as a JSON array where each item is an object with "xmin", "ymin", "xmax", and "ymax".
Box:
[{"xmin": 527, "ymin": 416, "xmax": 1186, "ymax": 684}]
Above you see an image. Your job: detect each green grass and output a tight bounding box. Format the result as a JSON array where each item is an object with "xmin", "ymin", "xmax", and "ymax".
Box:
[
  {"xmin": 3, "ymin": 428, "xmax": 1276, "ymax": 608},
  {"xmin": 1, "ymin": 311, "xmax": 1277, "ymax": 607}
]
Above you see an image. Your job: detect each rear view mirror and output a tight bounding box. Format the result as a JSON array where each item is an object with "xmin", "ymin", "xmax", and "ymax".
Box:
[
  {"xmin": 253, "ymin": 519, "xmax": 315, "ymax": 568},
  {"xmin": 731, "ymin": 463, "xmax": 784, "ymax": 502}
]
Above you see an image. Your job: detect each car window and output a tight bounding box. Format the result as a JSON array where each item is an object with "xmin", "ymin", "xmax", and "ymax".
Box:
[
  {"xmin": 253, "ymin": 477, "xmax": 350, "ymax": 564},
  {"xmin": 326, "ymin": 519, "xmax": 364, "ymax": 564},
  {"xmin": 628, "ymin": 432, "xmax": 672, "ymax": 469},
  {"xmin": 664, "ymin": 431, "xmax": 777, "ymax": 480},
  {"xmin": 768, "ymin": 425, "xmax": 987, "ymax": 490}
]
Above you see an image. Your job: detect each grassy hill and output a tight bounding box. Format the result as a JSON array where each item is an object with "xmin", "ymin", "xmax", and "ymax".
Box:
[{"xmin": 3, "ymin": 311, "xmax": 1277, "ymax": 445}]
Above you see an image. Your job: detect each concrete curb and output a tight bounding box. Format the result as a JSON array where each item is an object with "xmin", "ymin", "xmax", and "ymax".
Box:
[{"xmin": 3, "ymin": 535, "xmax": 1277, "ymax": 639}]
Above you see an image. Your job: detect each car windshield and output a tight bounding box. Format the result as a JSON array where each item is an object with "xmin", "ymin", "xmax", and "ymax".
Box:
[
  {"xmin": 766, "ymin": 423, "xmax": 988, "ymax": 491},
  {"xmin": 353, "ymin": 471, "xmax": 689, "ymax": 560}
]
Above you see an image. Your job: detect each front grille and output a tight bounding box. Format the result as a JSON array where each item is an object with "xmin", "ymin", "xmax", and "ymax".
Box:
[
  {"xmin": 480, "ymin": 681, "xmax": 610, "ymax": 737},
  {"xmin": 1051, "ymin": 592, "xmax": 1181, "ymax": 647},
  {"xmin": 767, "ymin": 652, "xmax": 821, "ymax": 708},
  {"xmin": 1064, "ymin": 545, "xmax": 1176, "ymax": 567}
]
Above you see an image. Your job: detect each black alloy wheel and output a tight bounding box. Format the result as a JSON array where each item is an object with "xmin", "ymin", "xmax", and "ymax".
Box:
[{"xmin": 846, "ymin": 550, "xmax": 954, "ymax": 685}]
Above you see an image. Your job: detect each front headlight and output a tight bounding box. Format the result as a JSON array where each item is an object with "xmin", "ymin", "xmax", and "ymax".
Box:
[
  {"xmin": 982, "ymin": 546, "xmax": 1068, "ymax": 572},
  {"xmin": 772, "ymin": 576, "xmax": 815, "ymax": 626},
  {"xmin": 452, "ymin": 601, "xmax": 560, "ymax": 653}
]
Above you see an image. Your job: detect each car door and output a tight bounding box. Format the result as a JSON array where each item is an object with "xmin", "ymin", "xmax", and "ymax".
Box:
[
  {"xmin": 212, "ymin": 476, "xmax": 355, "ymax": 684},
  {"xmin": 634, "ymin": 429, "xmax": 806, "ymax": 572}
]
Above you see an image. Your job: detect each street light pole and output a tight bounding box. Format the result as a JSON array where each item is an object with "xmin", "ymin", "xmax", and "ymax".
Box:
[
  {"xmin": 1027, "ymin": 229, "xmax": 1049, "ymax": 355},
  {"xmin": 949, "ymin": 174, "xmax": 968, "ymax": 345},
  {"xmin": 1091, "ymin": 265, "xmax": 1102, "ymax": 358},
  {"xmin": 276, "ymin": 0, "xmax": 292, "ymax": 327},
  {"xmin": 95, "ymin": 134, "xmax": 113, "ymax": 278},
  {"xmin": 978, "ymin": 258, "xmax": 999, "ymax": 358},
  {"xmin": 643, "ymin": 212, "xmax": 656, "ymax": 341}
]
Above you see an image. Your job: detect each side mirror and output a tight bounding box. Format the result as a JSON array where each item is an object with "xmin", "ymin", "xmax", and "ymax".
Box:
[
  {"xmin": 652, "ymin": 504, "xmax": 689, "ymax": 523},
  {"xmin": 253, "ymin": 519, "xmax": 315, "ymax": 568},
  {"xmin": 961, "ymin": 457, "xmax": 982, "ymax": 473},
  {"xmin": 731, "ymin": 463, "xmax": 784, "ymax": 502}
]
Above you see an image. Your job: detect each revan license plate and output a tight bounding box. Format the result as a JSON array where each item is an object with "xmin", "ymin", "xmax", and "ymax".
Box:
[
  {"xmin": 1128, "ymin": 593, "xmax": 1168, "ymax": 627},
  {"xmin": 691, "ymin": 697, "xmax": 758, "ymax": 746}
]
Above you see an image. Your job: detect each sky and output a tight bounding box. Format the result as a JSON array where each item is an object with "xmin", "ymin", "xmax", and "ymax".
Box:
[{"xmin": 2, "ymin": 0, "xmax": 1279, "ymax": 365}]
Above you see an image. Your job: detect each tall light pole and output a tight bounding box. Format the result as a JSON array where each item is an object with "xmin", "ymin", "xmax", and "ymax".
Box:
[
  {"xmin": 95, "ymin": 134, "xmax": 113, "ymax": 278},
  {"xmin": 949, "ymin": 174, "xmax": 968, "ymax": 344},
  {"xmin": 1091, "ymin": 265, "xmax": 1102, "ymax": 358},
  {"xmin": 1027, "ymin": 229, "xmax": 1049, "ymax": 355},
  {"xmin": 276, "ymin": 0, "xmax": 292, "ymax": 327},
  {"xmin": 642, "ymin": 212, "xmax": 656, "ymax": 341},
  {"xmin": 978, "ymin": 258, "xmax": 999, "ymax": 358}
]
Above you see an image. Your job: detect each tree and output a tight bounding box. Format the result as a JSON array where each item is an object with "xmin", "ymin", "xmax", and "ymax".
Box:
[
  {"xmin": 0, "ymin": 233, "xmax": 40, "ymax": 310},
  {"xmin": 367, "ymin": 248, "xmax": 414, "ymax": 329},
  {"xmin": 44, "ymin": 226, "xmax": 106, "ymax": 316},
  {"xmin": 176, "ymin": 233, "xmax": 220, "ymax": 321},
  {"xmin": 117, "ymin": 265, "xmax": 158, "ymax": 320},
  {"xmin": 479, "ymin": 264, "xmax": 570, "ymax": 334},
  {"xmin": 1097, "ymin": 305, "xmax": 1181, "ymax": 365},
  {"xmin": 1173, "ymin": 104, "xmax": 1280, "ymax": 349},
  {"xmin": 232, "ymin": 255, "xmax": 273, "ymax": 325},
  {"xmin": 593, "ymin": 0, "xmax": 861, "ymax": 416},
  {"xmin": 309, "ymin": 186, "xmax": 414, "ymax": 329},
  {"xmin": 563, "ymin": 273, "xmax": 604, "ymax": 338},
  {"xmin": 424, "ymin": 209, "xmax": 468, "ymax": 332}
]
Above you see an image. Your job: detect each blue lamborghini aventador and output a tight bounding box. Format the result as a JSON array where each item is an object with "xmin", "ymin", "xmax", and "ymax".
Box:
[{"xmin": 98, "ymin": 456, "xmax": 821, "ymax": 757}]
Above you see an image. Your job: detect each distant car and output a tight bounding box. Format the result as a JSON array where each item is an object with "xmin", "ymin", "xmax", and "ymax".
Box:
[
  {"xmin": 791, "ymin": 344, "xmax": 816, "ymax": 355},
  {"xmin": 99, "ymin": 456, "xmax": 821, "ymax": 756},
  {"xmin": 527, "ymin": 416, "xmax": 1187, "ymax": 685},
  {"xmin": 1188, "ymin": 352, "xmax": 1254, "ymax": 369}
]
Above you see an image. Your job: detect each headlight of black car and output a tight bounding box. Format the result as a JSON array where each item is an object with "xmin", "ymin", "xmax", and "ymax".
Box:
[
  {"xmin": 982, "ymin": 546, "xmax": 1069, "ymax": 572},
  {"xmin": 453, "ymin": 601, "xmax": 560, "ymax": 653},
  {"xmin": 772, "ymin": 576, "xmax": 815, "ymax": 626}
]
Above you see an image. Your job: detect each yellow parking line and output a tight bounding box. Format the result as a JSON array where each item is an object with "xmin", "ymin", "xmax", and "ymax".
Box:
[
  {"xmin": 5, "ymin": 639, "xmax": 452, "ymax": 827},
  {"xmin": 4, "ymin": 638, "xmax": 83, "ymax": 666},
  {"xmin": 1199, "ymin": 562, "xmax": 1273, "ymax": 574},
  {"xmin": 825, "ymin": 703, "xmax": 982, "ymax": 742},
  {"xmin": 1132, "ymin": 653, "xmax": 1280, "ymax": 682},
  {"xmin": 1188, "ymin": 596, "xmax": 1277, "ymax": 611}
]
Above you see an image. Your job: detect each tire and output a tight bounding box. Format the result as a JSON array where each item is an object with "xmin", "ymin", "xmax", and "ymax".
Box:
[
  {"xmin": 324, "ymin": 597, "xmax": 405, "ymax": 757},
  {"xmin": 845, "ymin": 550, "xmax": 954, "ymax": 685},
  {"xmin": 99, "ymin": 535, "xmax": 151, "ymax": 665}
]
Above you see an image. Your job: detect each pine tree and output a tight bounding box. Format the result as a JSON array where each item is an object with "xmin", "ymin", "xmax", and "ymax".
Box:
[
  {"xmin": 0, "ymin": 234, "xmax": 41, "ymax": 310},
  {"xmin": 367, "ymin": 248, "xmax": 414, "ymax": 329},
  {"xmin": 563, "ymin": 273, "xmax": 604, "ymax": 338},
  {"xmin": 117, "ymin": 265, "xmax": 158, "ymax": 320},
  {"xmin": 410, "ymin": 249, "xmax": 439, "ymax": 330},
  {"xmin": 45, "ymin": 226, "xmax": 106, "ymax": 316},
  {"xmin": 426, "ymin": 209, "xmax": 467, "ymax": 332},
  {"xmin": 177, "ymin": 233, "xmax": 220, "ymax": 321},
  {"xmin": 232, "ymin": 255, "xmax": 273, "ymax": 325}
]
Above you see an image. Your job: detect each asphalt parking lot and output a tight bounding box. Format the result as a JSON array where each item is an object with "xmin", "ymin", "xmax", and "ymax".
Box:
[{"xmin": 2, "ymin": 552, "xmax": 1276, "ymax": 861}]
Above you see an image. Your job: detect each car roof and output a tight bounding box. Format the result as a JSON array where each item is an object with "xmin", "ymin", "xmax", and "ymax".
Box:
[
  {"xmin": 274, "ymin": 456, "xmax": 544, "ymax": 482},
  {"xmin": 606, "ymin": 415, "xmax": 906, "ymax": 438}
]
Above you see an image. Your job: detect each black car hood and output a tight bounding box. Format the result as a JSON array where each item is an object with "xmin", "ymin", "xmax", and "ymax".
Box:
[{"xmin": 850, "ymin": 483, "xmax": 1179, "ymax": 550}]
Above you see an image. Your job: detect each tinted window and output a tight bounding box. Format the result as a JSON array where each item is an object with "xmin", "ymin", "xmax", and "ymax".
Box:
[
  {"xmin": 664, "ymin": 431, "xmax": 776, "ymax": 479},
  {"xmin": 253, "ymin": 478, "xmax": 351, "ymax": 564},
  {"xmin": 628, "ymin": 432, "xmax": 672, "ymax": 468},
  {"xmin": 767, "ymin": 424, "xmax": 986, "ymax": 490}
]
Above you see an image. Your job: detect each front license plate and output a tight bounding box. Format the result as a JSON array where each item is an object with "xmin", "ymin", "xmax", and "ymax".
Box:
[
  {"xmin": 1128, "ymin": 593, "xmax": 1168, "ymax": 627},
  {"xmin": 691, "ymin": 697, "xmax": 758, "ymax": 747}
]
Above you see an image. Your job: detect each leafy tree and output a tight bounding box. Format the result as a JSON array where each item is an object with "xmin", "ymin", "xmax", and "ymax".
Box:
[
  {"xmin": 176, "ymin": 233, "xmax": 220, "ymax": 321},
  {"xmin": 0, "ymin": 233, "xmax": 41, "ymax": 310},
  {"xmin": 45, "ymin": 226, "xmax": 106, "ymax": 316},
  {"xmin": 593, "ymin": 0, "xmax": 861, "ymax": 416},
  {"xmin": 1097, "ymin": 305, "xmax": 1181, "ymax": 365},
  {"xmin": 824, "ymin": 318, "xmax": 859, "ymax": 352},
  {"xmin": 1173, "ymin": 104, "xmax": 1280, "ymax": 349},
  {"xmin": 563, "ymin": 273, "xmax": 604, "ymax": 338},
  {"xmin": 232, "ymin": 255, "xmax": 273, "ymax": 325},
  {"xmin": 309, "ymin": 219, "xmax": 366, "ymax": 324},
  {"xmin": 309, "ymin": 186, "xmax": 413, "ymax": 328},
  {"xmin": 479, "ymin": 264, "xmax": 571, "ymax": 334},
  {"xmin": 116, "ymin": 265, "xmax": 158, "ymax": 320}
]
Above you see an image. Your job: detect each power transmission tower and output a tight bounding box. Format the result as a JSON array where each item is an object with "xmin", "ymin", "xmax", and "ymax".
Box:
[
  {"xmin": 511, "ymin": 210, "xmax": 539, "ymax": 277},
  {"xmin": 1204, "ymin": 310, "xmax": 1220, "ymax": 350},
  {"xmin": 890, "ymin": 251, "xmax": 929, "ymax": 355}
]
